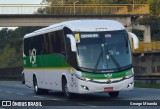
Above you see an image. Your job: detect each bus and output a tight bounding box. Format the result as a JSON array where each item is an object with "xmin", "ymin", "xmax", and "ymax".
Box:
[{"xmin": 23, "ymin": 20, "xmax": 138, "ymax": 98}]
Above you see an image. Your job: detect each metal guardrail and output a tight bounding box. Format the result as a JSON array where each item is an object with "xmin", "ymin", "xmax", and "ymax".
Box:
[
  {"xmin": 135, "ymin": 75, "xmax": 160, "ymax": 80},
  {"xmin": 0, "ymin": 4, "xmax": 150, "ymax": 15},
  {"xmin": 0, "ymin": 67, "xmax": 23, "ymax": 80},
  {"xmin": 135, "ymin": 75, "xmax": 160, "ymax": 84},
  {"xmin": 133, "ymin": 42, "xmax": 160, "ymax": 53}
]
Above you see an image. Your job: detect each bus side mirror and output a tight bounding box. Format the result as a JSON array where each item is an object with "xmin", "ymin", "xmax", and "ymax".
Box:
[
  {"xmin": 67, "ymin": 34, "xmax": 77, "ymax": 52},
  {"xmin": 128, "ymin": 32, "xmax": 139, "ymax": 49}
]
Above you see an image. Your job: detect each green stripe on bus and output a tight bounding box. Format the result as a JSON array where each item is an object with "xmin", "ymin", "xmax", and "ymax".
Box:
[
  {"xmin": 23, "ymin": 54, "xmax": 70, "ymax": 68},
  {"xmin": 81, "ymin": 69, "xmax": 132, "ymax": 79},
  {"xmin": 24, "ymin": 67, "xmax": 73, "ymax": 70}
]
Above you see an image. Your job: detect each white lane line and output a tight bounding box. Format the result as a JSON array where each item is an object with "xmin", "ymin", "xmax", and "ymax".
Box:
[
  {"xmin": 16, "ymin": 93, "xmax": 25, "ymax": 95},
  {"xmin": 6, "ymin": 91, "xmax": 13, "ymax": 93},
  {"xmin": 33, "ymin": 96, "xmax": 44, "ymax": 99},
  {"xmin": 77, "ymin": 103, "xmax": 97, "ymax": 107}
]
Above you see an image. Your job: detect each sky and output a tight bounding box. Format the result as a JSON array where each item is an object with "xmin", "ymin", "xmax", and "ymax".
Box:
[{"xmin": 0, "ymin": 0, "xmax": 43, "ymax": 4}]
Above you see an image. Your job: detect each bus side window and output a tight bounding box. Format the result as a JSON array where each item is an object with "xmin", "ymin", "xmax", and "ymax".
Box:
[
  {"xmin": 64, "ymin": 27, "xmax": 72, "ymax": 54},
  {"xmin": 24, "ymin": 38, "xmax": 31, "ymax": 56},
  {"xmin": 34, "ymin": 35, "xmax": 43, "ymax": 55},
  {"xmin": 52, "ymin": 30, "xmax": 65, "ymax": 55},
  {"xmin": 43, "ymin": 34, "xmax": 49, "ymax": 54},
  {"xmin": 58, "ymin": 30, "xmax": 65, "ymax": 54},
  {"xmin": 51, "ymin": 32, "xmax": 56, "ymax": 53},
  {"xmin": 41, "ymin": 33, "xmax": 53, "ymax": 55},
  {"xmin": 48, "ymin": 33, "xmax": 53, "ymax": 54},
  {"xmin": 55, "ymin": 31, "xmax": 61, "ymax": 53}
]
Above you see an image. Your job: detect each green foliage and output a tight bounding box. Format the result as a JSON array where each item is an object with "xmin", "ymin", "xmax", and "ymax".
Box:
[
  {"xmin": 148, "ymin": 0, "xmax": 160, "ymax": 16},
  {"xmin": 132, "ymin": 29, "xmax": 144, "ymax": 41},
  {"xmin": 0, "ymin": 45, "xmax": 16, "ymax": 68},
  {"xmin": 135, "ymin": 82, "xmax": 160, "ymax": 89},
  {"xmin": 139, "ymin": 16, "xmax": 160, "ymax": 41},
  {"xmin": 0, "ymin": 27, "xmax": 44, "ymax": 68}
]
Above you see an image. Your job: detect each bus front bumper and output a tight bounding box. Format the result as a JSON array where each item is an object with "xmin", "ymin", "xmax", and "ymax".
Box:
[{"xmin": 75, "ymin": 77, "xmax": 134, "ymax": 94}]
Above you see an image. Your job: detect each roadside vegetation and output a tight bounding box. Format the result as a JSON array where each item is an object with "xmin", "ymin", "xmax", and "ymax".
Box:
[
  {"xmin": 0, "ymin": 27, "xmax": 43, "ymax": 68},
  {"xmin": 135, "ymin": 82, "xmax": 160, "ymax": 89}
]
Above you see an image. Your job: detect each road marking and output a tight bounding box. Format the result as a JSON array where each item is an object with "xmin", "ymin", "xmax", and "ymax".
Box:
[
  {"xmin": 77, "ymin": 103, "xmax": 97, "ymax": 107},
  {"xmin": 16, "ymin": 93, "xmax": 25, "ymax": 95},
  {"xmin": 33, "ymin": 96, "xmax": 44, "ymax": 99},
  {"xmin": 90, "ymin": 105, "xmax": 97, "ymax": 108},
  {"xmin": 6, "ymin": 91, "xmax": 13, "ymax": 94}
]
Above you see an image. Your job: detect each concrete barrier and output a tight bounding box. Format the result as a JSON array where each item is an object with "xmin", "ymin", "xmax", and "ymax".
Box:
[{"xmin": 0, "ymin": 67, "xmax": 23, "ymax": 80}]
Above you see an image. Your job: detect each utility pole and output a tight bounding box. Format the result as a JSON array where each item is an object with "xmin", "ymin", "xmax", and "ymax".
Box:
[
  {"xmin": 133, "ymin": 0, "xmax": 135, "ymax": 11},
  {"xmin": 74, "ymin": 1, "xmax": 79, "ymax": 14}
]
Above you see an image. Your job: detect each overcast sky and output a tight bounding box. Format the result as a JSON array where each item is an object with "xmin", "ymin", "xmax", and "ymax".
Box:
[{"xmin": 0, "ymin": 0, "xmax": 43, "ymax": 4}]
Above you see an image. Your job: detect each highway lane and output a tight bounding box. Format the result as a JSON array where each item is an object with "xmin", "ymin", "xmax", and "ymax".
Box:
[{"xmin": 0, "ymin": 81, "xmax": 160, "ymax": 109}]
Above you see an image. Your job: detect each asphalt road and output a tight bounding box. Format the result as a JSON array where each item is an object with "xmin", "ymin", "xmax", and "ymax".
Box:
[{"xmin": 0, "ymin": 81, "xmax": 160, "ymax": 109}]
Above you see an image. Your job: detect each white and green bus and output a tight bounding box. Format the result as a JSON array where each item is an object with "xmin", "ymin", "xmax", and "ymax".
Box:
[{"xmin": 23, "ymin": 20, "xmax": 138, "ymax": 98}]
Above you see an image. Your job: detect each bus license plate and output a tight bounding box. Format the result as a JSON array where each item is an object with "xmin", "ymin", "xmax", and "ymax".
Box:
[{"xmin": 104, "ymin": 87, "xmax": 113, "ymax": 92}]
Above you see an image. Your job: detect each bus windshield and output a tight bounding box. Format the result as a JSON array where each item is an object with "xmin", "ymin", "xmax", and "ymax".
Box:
[{"xmin": 76, "ymin": 30, "xmax": 132, "ymax": 73}]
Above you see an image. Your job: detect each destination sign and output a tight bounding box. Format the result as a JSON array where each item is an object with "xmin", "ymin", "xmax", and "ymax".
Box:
[{"xmin": 81, "ymin": 34, "xmax": 100, "ymax": 38}]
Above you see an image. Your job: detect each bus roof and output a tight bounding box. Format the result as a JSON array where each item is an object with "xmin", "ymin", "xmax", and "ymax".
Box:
[{"xmin": 24, "ymin": 20, "xmax": 125, "ymax": 39}]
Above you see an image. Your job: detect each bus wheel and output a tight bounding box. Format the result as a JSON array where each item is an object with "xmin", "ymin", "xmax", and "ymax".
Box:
[
  {"xmin": 33, "ymin": 76, "xmax": 43, "ymax": 95},
  {"xmin": 21, "ymin": 73, "xmax": 25, "ymax": 84},
  {"xmin": 108, "ymin": 91, "xmax": 119, "ymax": 98},
  {"xmin": 62, "ymin": 78, "xmax": 72, "ymax": 99}
]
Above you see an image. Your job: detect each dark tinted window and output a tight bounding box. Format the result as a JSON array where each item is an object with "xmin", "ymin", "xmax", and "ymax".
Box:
[
  {"xmin": 50, "ymin": 30, "xmax": 65, "ymax": 54},
  {"xmin": 24, "ymin": 30, "xmax": 66, "ymax": 56},
  {"xmin": 24, "ymin": 38, "xmax": 31, "ymax": 56}
]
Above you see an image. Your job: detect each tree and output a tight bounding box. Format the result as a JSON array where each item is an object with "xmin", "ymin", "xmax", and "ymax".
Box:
[
  {"xmin": 0, "ymin": 26, "xmax": 44, "ymax": 68},
  {"xmin": 148, "ymin": 0, "xmax": 160, "ymax": 15}
]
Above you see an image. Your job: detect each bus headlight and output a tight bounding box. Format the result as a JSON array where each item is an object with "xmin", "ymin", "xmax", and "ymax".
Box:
[
  {"xmin": 74, "ymin": 73, "xmax": 91, "ymax": 81},
  {"xmin": 125, "ymin": 70, "xmax": 134, "ymax": 79}
]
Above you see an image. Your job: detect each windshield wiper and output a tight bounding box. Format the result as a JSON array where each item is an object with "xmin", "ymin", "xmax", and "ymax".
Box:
[
  {"xmin": 93, "ymin": 48, "xmax": 102, "ymax": 73},
  {"xmin": 105, "ymin": 45, "xmax": 121, "ymax": 71},
  {"xmin": 109, "ymin": 54, "xmax": 121, "ymax": 70},
  {"xmin": 94, "ymin": 44, "xmax": 121, "ymax": 73}
]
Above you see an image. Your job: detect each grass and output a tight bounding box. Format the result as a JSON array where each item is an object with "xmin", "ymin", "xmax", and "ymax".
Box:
[{"xmin": 135, "ymin": 82, "xmax": 160, "ymax": 89}]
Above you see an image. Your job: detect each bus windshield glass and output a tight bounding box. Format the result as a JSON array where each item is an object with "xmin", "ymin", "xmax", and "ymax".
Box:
[{"xmin": 76, "ymin": 30, "xmax": 132, "ymax": 73}]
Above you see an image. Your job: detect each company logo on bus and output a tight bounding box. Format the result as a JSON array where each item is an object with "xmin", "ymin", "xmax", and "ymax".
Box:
[
  {"xmin": 29, "ymin": 48, "xmax": 37, "ymax": 64},
  {"xmin": 104, "ymin": 73, "xmax": 112, "ymax": 78}
]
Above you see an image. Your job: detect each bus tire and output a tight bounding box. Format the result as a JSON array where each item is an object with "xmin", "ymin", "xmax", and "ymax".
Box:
[
  {"xmin": 62, "ymin": 78, "xmax": 72, "ymax": 99},
  {"xmin": 108, "ymin": 91, "xmax": 119, "ymax": 98},
  {"xmin": 21, "ymin": 73, "xmax": 25, "ymax": 84},
  {"xmin": 33, "ymin": 76, "xmax": 45, "ymax": 95}
]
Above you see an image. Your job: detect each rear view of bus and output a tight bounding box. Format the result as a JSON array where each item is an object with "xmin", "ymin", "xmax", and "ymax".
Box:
[{"xmin": 23, "ymin": 20, "xmax": 138, "ymax": 98}]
